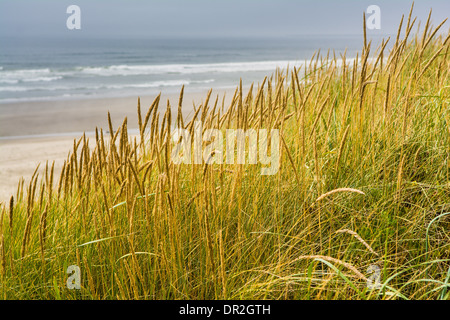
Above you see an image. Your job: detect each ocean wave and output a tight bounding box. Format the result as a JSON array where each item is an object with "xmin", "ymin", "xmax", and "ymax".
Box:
[
  {"xmin": 0, "ymin": 86, "xmax": 29, "ymax": 92},
  {"xmin": 1, "ymin": 68, "xmax": 51, "ymax": 77},
  {"xmin": 22, "ymin": 76, "xmax": 63, "ymax": 82},
  {"xmin": 0, "ymin": 60, "xmax": 302, "ymax": 82},
  {"xmin": 0, "ymin": 79, "xmax": 214, "ymax": 93},
  {"xmin": 0, "ymin": 58, "xmax": 372, "ymax": 84},
  {"xmin": 0, "ymin": 75, "xmax": 62, "ymax": 83},
  {"xmin": 104, "ymin": 79, "xmax": 214, "ymax": 89},
  {"xmin": 0, "ymin": 79, "xmax": 19, "ymax": 84},
  {"xmin": 0, "ymin": 68, "xmax": 63, "ymax": 83},
  {"xmin": 78, "ymin": 60, "xmax": 300, "ymax": 76}
]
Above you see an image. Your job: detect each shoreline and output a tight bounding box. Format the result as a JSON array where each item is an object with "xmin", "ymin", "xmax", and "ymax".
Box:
[{"xmin": 0, "ymin": 88, "xmax": 235, "ymax": 202}]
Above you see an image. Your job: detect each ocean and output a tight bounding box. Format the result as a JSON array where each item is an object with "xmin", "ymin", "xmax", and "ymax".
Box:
[{"xmin": 0, "ymin": 35, "xmax": 384, "ymax": 103}]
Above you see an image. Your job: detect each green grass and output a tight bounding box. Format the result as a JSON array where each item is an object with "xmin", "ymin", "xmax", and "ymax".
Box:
[{"xmin": 0, "ymin": 10, "xmax": 449, "ymax": 300}]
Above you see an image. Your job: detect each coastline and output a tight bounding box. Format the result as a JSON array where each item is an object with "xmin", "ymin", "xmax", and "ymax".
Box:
[{"xmin": 0, "ymin": 88, "xmax": 234, "ymax": 202}]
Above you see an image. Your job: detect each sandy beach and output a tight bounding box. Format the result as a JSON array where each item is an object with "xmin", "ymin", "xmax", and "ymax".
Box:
[{"xmin": 0, "ymin": 89, "xmax": 233, "ymax": 202}]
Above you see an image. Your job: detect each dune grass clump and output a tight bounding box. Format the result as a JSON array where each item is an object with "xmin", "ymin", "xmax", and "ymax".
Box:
[{"xmin": 0, "ymin": 8, "xmax": 449, "ymax": 299}]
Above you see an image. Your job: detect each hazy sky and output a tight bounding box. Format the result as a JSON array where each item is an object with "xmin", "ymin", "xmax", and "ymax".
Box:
[{"xmin": 0, "ymin": 0, "xmax": 449, "ymax": 38}]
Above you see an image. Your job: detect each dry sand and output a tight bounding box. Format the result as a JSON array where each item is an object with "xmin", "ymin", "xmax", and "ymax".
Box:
[{"xmin": 0, "ymin": 88, "xmax": 234, "ymax": 203}]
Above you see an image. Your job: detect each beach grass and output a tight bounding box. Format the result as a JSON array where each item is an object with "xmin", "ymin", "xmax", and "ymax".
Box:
[{"xmin": 0, "ymin": 8, "xmax": 449, "ymax": 300}]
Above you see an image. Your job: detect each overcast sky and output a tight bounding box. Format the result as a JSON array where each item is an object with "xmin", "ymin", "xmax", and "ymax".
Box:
[{"xmin": 0, "ymin": 0, "xmax": 448, "ymax": 38}]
